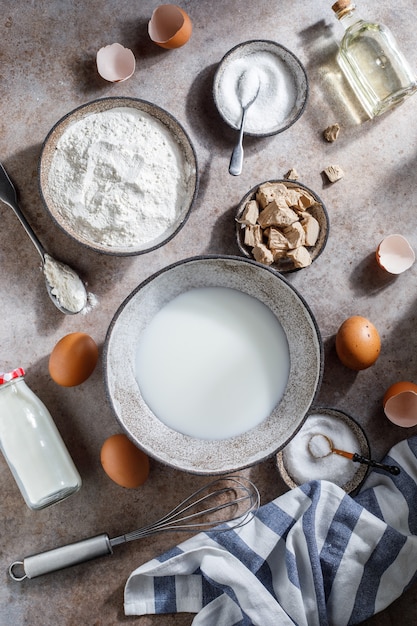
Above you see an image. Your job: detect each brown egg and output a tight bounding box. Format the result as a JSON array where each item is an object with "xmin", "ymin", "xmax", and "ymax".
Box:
[
  {"xmin": 383, "ymin": 381, "xmax": 417, "ymax": 427},
  {"xmin": 100, "ymin": 434, "xmax": 150, "ymax": 488},
  {"xmin": 335, "ymin": 315, "xmax": 381, "ymax": 370},
  {"xmin": 148, "ymin": 4, "xmax": 192, "ymax": 49},
  {"xmin": 49, "ymin": 332, "xmax": 99, "ymax": 386}
]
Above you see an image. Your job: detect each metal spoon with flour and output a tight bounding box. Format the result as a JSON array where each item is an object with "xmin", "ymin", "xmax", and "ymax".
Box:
[
  {"xmin": 0, "ymin": 162, "xmax": 87, "ymax": 314},
  {"xmin": 229, "ymin": 68, "xmax": 261, "ymax": 176}
]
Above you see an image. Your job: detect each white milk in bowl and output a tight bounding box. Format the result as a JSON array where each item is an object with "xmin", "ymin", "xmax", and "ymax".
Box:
[{"xmin": 135, "ymin": 286, "xmax": 290, "ymax": 439}]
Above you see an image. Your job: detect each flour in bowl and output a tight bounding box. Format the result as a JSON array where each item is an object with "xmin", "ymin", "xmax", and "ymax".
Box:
[{"xmin": 47, "ymin": 107, "xmax": 192, "ymax": 249}]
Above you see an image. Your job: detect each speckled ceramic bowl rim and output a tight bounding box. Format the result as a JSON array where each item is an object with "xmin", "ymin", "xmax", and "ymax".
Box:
[
  {"xmin": 213, "ymin": 40, "xmax": 309, "ymax": 137},
  {"xmin": 276, "ymin": 407, "xmax": 370, "ymax": 494},
  {"xmin": 235, "ymin": 179, "xmax": 329, "ymax": 273},
  {"xmin": 38, "ymin": 96, "xmax": 199, "ymax": 256},
  {"xmin": 103, "ymin": 255, "xmax": 324, "ymax": 475}
]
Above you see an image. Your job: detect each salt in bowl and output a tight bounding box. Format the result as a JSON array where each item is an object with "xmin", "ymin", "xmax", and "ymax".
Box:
[{"xmin": 276, "ymin": 407, "xmax": 370, "ymax": 494}]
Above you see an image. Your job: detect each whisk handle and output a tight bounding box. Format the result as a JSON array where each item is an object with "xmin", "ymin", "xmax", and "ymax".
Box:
[{"xmin": 9, "ymin": 534, "xmax": 112, "ymax": 581}]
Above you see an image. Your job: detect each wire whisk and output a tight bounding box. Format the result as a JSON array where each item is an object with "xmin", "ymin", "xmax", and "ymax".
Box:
[{"xmin": 9, "ymin": 476, "xmax": 260, "ymax": 581}]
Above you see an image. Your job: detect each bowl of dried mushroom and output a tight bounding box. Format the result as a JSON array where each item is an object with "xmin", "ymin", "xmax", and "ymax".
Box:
[{"xmin": 235, "ymin": 180, "xmax": 329, "ymax": 272}]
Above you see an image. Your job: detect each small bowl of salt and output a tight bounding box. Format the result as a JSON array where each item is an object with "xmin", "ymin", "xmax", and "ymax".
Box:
[
  {"xmin": 276, "ymin": 408, "xmax": 370, "ymax": 494},
  {"xmin": 213, "ymin": 40, "xmax": 308, "ymax": 137}
]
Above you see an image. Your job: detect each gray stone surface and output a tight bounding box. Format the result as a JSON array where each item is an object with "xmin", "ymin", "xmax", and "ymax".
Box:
[{"xmin": 1, "ymin": 1, "xmax": 417, "ymax": 624}]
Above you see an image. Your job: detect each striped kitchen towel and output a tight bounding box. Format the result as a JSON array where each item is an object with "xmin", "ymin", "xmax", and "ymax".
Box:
[{"xmin": 124, "ymin": 436, "xmax": 417, "ymax": 625}]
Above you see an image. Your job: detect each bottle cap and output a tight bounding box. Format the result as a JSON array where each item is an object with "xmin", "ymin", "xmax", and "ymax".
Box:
[
  {"xmin": 0, "ymin": 368, "xmax": 25, "ymax": 385},
  {"xmin": 332, "ymin": 0, "xmax": 355, "ymax": 17}
]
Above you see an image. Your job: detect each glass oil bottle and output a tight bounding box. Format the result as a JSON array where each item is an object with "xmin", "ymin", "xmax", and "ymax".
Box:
[{"xmin": 332, "ymin": 0, "xmax": 417, "ymax": 118}]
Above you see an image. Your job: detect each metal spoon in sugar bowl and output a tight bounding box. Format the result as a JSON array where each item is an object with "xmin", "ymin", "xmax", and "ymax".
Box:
[
  {"xmin": 0, "ymin": 162, "xmax": 87, "ymax": 315},
  {"xmin": 229, "ymin": 69, "xmax": 261, "ymax": 176}
]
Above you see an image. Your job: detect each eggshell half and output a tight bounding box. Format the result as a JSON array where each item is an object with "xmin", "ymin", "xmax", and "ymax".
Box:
[
  {"xmin": 376, "ymin": 234, "xmax": 415, "ymax": 274},
  {"xmin": 96, "ymin": 43, "xmax": 136, "ymax": 82},
  {"xmin": 148, "ymin": 4, "xmax": 192, "ymax": 49},
  {"xmin": 383, "ymin": 381, "xmax": 417, "ymax": 427},
  {"xmin": 100, "ymin": 434, "xmax": 150, "ymax": 488}
]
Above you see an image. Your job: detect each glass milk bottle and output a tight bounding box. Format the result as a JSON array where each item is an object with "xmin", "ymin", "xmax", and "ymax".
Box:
[
  {"xmin": 332, "ymin": 0, "xmax": 417, "ymax": 117},
  {"xmin": 0, "ymin": 368, "xmax": 81, "ymax": 510}
]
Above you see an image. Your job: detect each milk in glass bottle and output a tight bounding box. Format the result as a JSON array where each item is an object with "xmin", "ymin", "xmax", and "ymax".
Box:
[
  {"xmin": 332, "ymin": 0, "xmax": 417, "ymax": 117},
  {"xmin": 0, "ymin": 368, "xmax": 81, "ymax": 510}
]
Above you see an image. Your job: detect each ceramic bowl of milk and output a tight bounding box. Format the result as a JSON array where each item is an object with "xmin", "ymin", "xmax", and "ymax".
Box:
[{"xmin": 104, "ymin": 255, "xmax": 323, "ymax": 474}]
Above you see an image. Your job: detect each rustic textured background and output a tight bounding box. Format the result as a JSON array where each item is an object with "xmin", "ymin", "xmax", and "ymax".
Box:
[{"xmin": 1, "ymin": 1, "xmax": 417, "ymax": 623}]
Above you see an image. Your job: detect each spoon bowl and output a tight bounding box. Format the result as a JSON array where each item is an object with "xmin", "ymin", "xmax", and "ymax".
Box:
[{"xmin": 0, "ymin": 163, "xmax": 87, "ymax": 314}]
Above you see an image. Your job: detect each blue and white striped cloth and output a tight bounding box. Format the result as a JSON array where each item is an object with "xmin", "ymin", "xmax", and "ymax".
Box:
[{"xmin": 124, "ymin": 437, "xmax": 417, "ymax": 625}]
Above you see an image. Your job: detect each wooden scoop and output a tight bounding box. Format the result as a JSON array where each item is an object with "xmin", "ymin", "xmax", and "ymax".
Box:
[{"xmin": 308, "ymin": 434, "xmax": 400, "ymax": 476}]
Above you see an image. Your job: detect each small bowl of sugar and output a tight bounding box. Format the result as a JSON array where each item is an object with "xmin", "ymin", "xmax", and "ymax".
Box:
[
  {"xmin": 276, "ymin": 408, "xmax": 370, "ymax": 494},
  {"xmin": 213, "ymin": 40, "xmax": 308, "ymax": 137}
]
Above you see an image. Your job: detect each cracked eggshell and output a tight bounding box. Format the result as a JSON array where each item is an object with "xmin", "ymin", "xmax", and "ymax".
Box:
[
  {"xmin": 376, "ymin": 234, "xmax": 415, "ymax": 274},
  {"xmin": 96, "ymin": 43, "xmax": 136, "ymax": 82},
  {"xmin": 383, "ymin": 381, "xmax": 417, "ymax": 427},
  {"xmin": 148, "ymin": 4, "xmax": 192, "ymax": 49}
]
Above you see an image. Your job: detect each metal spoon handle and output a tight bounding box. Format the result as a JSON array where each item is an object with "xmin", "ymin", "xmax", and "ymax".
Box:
[
  {"xmin": 0, "ymin": 163, "xmax": 45, "ymax": 262},
  {"xmin": 229, "ymin": 108, "xmax": 248, "ymax": 177},
  {"xmin": 352, "ymin": 453, "xmax": 401, "ymax": 475},
  {"xmin": 0, "ymin": 162, "xmax": 87, "ymax": 315}
]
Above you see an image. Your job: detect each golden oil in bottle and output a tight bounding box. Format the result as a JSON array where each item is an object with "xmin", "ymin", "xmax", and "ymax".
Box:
[{"xmin": 332, "ymin": 1, "xmax": 417, "ymax": 117}]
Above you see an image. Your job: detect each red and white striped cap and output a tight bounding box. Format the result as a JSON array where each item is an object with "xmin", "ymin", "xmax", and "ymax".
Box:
[{"xmin": 0, "ymin": 368, "xmax": 25, "ymax": 385}]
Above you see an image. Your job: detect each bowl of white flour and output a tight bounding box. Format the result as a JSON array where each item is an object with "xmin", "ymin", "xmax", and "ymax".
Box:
[{"xmin": 39, "ymin": 97, "xmax": 198, "ymax": 255}]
